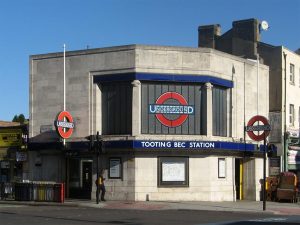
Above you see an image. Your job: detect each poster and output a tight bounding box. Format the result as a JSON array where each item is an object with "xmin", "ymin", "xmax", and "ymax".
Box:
[
  {"xmin": 162, "ymin": 162, "xmax": 185, "ymax": 182},
  {"xmin": 109, "ymin": 158, "xmax": 121, "ymax": 178}
]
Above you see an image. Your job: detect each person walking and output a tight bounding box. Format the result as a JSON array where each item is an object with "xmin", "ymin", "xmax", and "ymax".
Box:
[{"xmin": 98, "ymin": 169, "xmax": 106, "ymax": 201}]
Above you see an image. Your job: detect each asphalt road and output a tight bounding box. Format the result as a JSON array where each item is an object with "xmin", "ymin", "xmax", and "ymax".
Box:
[{"xmin": 0, "ymin": 204, "xmax": 300, "ymax": 225}]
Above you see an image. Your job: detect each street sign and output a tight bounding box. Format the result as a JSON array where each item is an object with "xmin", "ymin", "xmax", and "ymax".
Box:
[
  {"xmin": 246, "ymin": 115, "xmax": 271, "ymax": 142},
  {"xmin": 246, "ymin": 115, "xmax": 271, "ymax": 211}
]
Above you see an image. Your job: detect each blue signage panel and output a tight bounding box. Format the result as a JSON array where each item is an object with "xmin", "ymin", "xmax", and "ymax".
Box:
[{"xmin": 104, "ymin": 140, "xmax": 256, "ymax": 152}]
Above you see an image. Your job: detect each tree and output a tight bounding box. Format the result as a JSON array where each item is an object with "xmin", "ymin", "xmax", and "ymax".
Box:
[
  {"xmin": 12, "ymin": 115, "xmax": 18, "ymax": 122},
  {"xmin": 12, "ymin": 114, "xmax": 26, "ymax": 124}
]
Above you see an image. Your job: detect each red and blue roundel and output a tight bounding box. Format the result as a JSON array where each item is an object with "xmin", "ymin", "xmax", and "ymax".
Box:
[
  {"xmin": 149, "ymin": 92, "xmax": 194, "ymax": 127},
  {"xmin": 55, "ymin": 111, "xmax": 75, "ymax": 139}
]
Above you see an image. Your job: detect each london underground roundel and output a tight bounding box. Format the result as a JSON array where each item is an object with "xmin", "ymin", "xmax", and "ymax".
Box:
[
  {"xmin": 55, "ymin": 111, "xmax": 75, "ymax": 139},
  {"xmin": 246, "ymin": 115, "xmax": 270, "ymax": 142},
  {"xmin": 149, "ymin": 92, "xmax": 194, "ymax": 128}
]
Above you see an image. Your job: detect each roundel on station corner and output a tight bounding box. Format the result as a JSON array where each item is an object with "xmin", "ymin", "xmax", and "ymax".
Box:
[
  {"xmin": 55, "ymin": 111, "xmax": 75, "ymax": 139},
  {"xmin": 246, "ymin": 115, "xmax": 270, "ymax": 142},
  {"xmin": 149, "ymin": 92, "xmax": 194, "ymax": 127}
]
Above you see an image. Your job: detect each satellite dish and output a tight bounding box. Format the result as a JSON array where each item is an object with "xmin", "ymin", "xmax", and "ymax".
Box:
[{"xmin": 260, "ymin": 20, "xmax": 269, "ymax": 31}]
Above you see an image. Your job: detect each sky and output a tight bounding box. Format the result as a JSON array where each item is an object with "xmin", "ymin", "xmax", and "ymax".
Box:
[{"xmin": 0, "ymin": 0, "xmax": 299, "ymax": 121}]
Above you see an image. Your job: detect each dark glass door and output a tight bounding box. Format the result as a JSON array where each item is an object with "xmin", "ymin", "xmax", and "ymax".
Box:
[{"xmin": 81, "ymin": 161, "xmax": 92, "ymax": 199}]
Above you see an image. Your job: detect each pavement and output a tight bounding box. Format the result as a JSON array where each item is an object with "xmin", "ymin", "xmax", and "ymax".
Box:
[{"xmin": 0, "ymin": 199, "xmax": 300, "ymax": 215}]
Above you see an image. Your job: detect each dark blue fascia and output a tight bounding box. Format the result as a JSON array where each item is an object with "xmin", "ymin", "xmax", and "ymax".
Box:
[
  {"xmin": 103, "ymin": 140, "xmax": 256, "ymax": 152},
  {"xmin": 93, "ymin": 72, "xmax": 234, "ymax": 88}
]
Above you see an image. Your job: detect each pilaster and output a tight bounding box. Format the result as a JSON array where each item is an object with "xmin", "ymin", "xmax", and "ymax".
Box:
[
  {"xmin": 132, "ymin": 80, "xmax": 141, "ymax": 136},
  {"xmin": 203, "ymin": 82, "xmax": 213, "ymax": 136}
]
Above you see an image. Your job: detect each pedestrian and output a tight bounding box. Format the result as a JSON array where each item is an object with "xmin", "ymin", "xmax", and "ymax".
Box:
[{"xmin": 97, "ymin": 169, "xmax": 106, "ymax": 201}]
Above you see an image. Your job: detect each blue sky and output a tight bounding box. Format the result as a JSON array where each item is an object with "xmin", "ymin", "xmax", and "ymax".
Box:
[{"xmin": 0, "ymin": 0, "xmax": 299, "ymax": 121}]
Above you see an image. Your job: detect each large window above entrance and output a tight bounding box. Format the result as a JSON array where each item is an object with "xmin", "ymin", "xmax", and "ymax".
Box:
[
  {"xmin": 212, "ymin": 86, "xmax": 227, "ymax": 137},
  {"xmin": 141, "ymin": 82, "xmax": 203, "ymax": 135},
  {"xmin": 101, "ymin": 82, "xmax": 132, "ymax": 135}
]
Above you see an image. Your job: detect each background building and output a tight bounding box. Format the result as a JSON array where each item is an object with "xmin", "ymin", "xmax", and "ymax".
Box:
[
  {"xmin": 198, "ymin": 18, "xmax": 300, "ymax": 179},
  {"xmin": 0, "ymin": 121, "xmax": 28, "ymax": 182}
]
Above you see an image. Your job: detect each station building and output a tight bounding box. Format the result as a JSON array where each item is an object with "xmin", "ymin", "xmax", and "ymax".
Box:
[{"xmin": 28, "ymin": 44, "xmax": 269, "ymax": 201}]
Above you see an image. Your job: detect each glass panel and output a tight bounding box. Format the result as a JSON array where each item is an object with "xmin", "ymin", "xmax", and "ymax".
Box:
[
  {"xmin": 69, "ymin": 159, "xmax": 80, "ymax": 188},
  {"xmin": 158, "ymin": 157, "xmax": 189, "ymax": 187},
  {"xmin": 213, "ymin": 86, "xmax": 227, "ymax": 137},
  {"xmin": 101, "ymin": 82, "xmax": 132, "ymax": 135},
  {"xmin": 141, "ymin": 82, "xmax": 202, "ymax": 135}
]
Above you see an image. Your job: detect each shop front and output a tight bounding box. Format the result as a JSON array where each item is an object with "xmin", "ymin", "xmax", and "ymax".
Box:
[
  {"xmin": 285, "ymin": 129, "xmax": 300, "ymax": 180},
  {"xmin": 95, "ymin": 139, "xmax": 263, "ymax": 201},
  {"xmin": 0, "ymin": 126, "xmax": 28, "ymax": 183}
]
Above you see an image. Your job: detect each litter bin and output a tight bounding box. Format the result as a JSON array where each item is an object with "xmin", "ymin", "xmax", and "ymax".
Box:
[{"xmin": 53, "ymin": 183, "xmax": 64, "ymax": 203}]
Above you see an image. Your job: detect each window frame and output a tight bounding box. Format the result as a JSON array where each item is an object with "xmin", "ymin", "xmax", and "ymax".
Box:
[
  {"xmin": 290, "ymin": 63, "xmax": 295, "ymax": 85},
  {"xmin": 157, "ymin": 157, "xmax": 189, "ymax": 187},
  {"xmin": 289, "ymin": 104, "xmax": 295, "ymax": 126},
  {"xmin": 212, "ymin": 86, "xmax": 228, "ymax": 137},
  {"xmin": 299, "ymin": 68, "xmax": 300, "ymax": 87},
  {"xmin": 218, "ymin": 158, "xmax": 226, "ymax": 178},
  {"xmin": 108, "ymin": 157, "xmax": 122, "ymax": 179},
  {"xmin": 101, "ymin": 82, "xmax": 132, "ymax": 135}
]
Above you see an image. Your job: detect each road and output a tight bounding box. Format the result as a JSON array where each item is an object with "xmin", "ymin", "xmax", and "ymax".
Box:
[{"xmin": 0, "ymin": 204, "xmax": 300, "ymax": 225}]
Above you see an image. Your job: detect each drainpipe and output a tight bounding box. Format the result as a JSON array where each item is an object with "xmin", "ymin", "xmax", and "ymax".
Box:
[{"xmin": 283, "ymin": 51, "xmax": 287, "ymax": 172}]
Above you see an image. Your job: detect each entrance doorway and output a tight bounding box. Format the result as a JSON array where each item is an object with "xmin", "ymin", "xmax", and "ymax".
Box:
[
  {"xmin": 81, "ymin": 160, "xmax": 93, "ymax": 199},
  {"xmin": 68, "ymin": 159, "xmax": 93, "ymax": 199},
  {"xmin": 235, "ymin": 158, "xmax": 243, "ymax": 200}
]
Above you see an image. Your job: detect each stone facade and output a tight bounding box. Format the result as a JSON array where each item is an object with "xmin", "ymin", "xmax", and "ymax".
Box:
[{"xmin": 29, "ymin": 45, "xmax": 269, "ymax": 201}]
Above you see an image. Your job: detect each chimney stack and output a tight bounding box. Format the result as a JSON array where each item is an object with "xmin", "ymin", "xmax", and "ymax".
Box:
[
  {"xmin": 231, "ymin": 18, "xmax": 260, "ymax": 59},
  {"xmin": 198, "ymin": 24, "xmax": 221, "ymax": 49},
  {"xmin": 232, "ymin": 18, "xmax": 260, "ymax": 42}
]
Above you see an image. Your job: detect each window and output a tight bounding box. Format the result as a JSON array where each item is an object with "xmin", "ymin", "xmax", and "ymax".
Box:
[
  {"xmin": 69, "ymin": 158, "xmax": 80, "ymax": 188},
  {"xmin": 109, "ymin": 158, "xmax": 122, "ymax": 179},
  {"xmin": 289, "ymin": 104, "xmax": 294, "ymax": 126},
  {"xmin": 299, "ymin": 106, "xmax": 300, "ymax": 127},
  {"xmin": 212, "ymin": 86, "xmax": 227, "ymax": 137},
  {"xmin": 141, "ymin": 82, "xmax": 202, "ymax": 135},
  {"xmin": 158, "ymin": 157, "xmax": 189, "ymax": 187},
  {"xmin": 218, "ymin": 158, "xmax": 226, "ymax": 178},
  {"xmin": 290, "ymin": 64, "xmax": 295, "ymax": 84},
  {"xmin": 101, "ymin": 82, "xmax": 132, "ymax": 135},
  {"xmin": 299, "ymin": 68, "xmax": 300, "ymax": 87}
]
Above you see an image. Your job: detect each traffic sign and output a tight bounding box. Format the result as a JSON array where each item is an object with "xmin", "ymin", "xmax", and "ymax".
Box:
[{"xmin": 246, "ymin": 115, "xmax": 271, "ymax": 141}]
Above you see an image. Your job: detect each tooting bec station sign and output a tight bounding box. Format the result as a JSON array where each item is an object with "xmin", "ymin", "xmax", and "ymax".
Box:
[
  {"xmin": 246, "ymin": 115, "xmax": 271, "ymax": 141},
  {"xmin": 55, "ymin": 111, "xmax": 75, "ymax": 139}
]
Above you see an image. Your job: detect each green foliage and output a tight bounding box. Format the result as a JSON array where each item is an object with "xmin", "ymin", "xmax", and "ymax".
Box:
[
  {"xmin": 12, "ymin": 114, "xmax": 26, "ymax": 124},
  {"xmin": 12, "ymin": 115, "xmax": 18, "ymax": 122}
]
